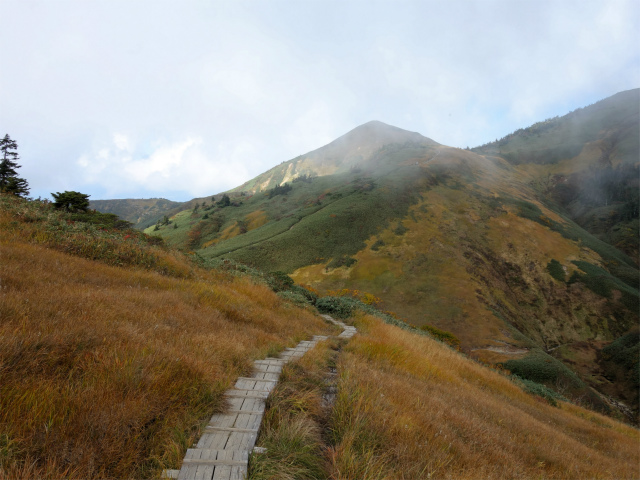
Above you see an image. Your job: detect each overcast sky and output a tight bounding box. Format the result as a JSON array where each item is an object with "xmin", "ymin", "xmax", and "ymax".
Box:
[{"xmin": 1, "ymin": 0, "xmax": 638, "ymax": 201}]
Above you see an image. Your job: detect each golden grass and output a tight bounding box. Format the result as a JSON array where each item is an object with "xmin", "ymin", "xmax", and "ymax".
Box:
[
  {"xmin": 0, "ymin": 209, "xmax": 330, "ymax": 478},
  {"xmin": 327, "ymin": 313, "xmax": 639, "ymax": 479}
]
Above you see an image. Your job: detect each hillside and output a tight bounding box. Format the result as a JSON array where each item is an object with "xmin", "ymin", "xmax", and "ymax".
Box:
[
  {"xmin": 147, "ymin": 93, "xmax": 639, "ymax": 421},
  {"xmin": 90, "ymin": 197, "xmax": 184, "ymax": 229},
  {"xmin": 474, "ymin": 88, "xmax": 639, "ymax": 260},
  {"xmin": 1, "ymin": 193, "xmax": 638, "ymax": 479}
]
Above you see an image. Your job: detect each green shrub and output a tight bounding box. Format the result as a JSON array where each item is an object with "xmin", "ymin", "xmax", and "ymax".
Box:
[
  {"xmin": 289, "ymin": 285, "xmax": 318, "ymax": 304},
  {"xmin": 276, "ymin": 291, "xmax": 311, "ymax": 307},
  {"xmin": 266, "ymin": 271, "xmax": 295, "ymax": 292},
  {"xmin": 546, "ymin": 259, "xmax": 565, "ymax": 282},
  {"xmin": 419, "ymin": 324, "xmax": 460, "ymax": 348},
  {"xmin": 568, "ymin": 261, "xmax": 639, "ymax": 309},
  {"xmin": 326, "ymin": 255, "xmax": 357, "ymax": 269},
  {"xmin": 512, "ymin": 376, "xmax": 568, "ymax": 407},
  {"xmin": 370, "ymin": 239, "xmax": 385, "ymax": 251},
  {"xmin": 503, "ymin": 350, "xmax": 582, "ymax": 388},
  {"xmin": 316, "ymin": 296, "xmax": 356, "ymax": 319},
  {"xmin": 601, "ymin": 330, "xmax": 640, "ymax": 389}
]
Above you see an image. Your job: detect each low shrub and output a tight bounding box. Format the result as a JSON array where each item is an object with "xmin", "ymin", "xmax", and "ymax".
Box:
[
  {"xmin": 512, "ymin": 376, "xmax": 568, "ymax": 407},
  {"xmin": 546, "ymin": 259, "xmax": 565, "ymax": 282},
  {"xmin": 277, "ymin": 290, "xmax": 312, "ymax": 308},
  {"xmin": 419, "ymin": 324, "xmax": 461, "ymax": 349}
]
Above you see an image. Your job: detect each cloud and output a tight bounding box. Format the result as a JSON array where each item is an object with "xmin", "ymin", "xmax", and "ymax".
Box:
[
  {"xmin": 2, "ymin": 0, "xmax": 638, "ymax": 201},
  {"xmin": 76, "ymin": 136, "xmax": 253, "ymax": 199}
]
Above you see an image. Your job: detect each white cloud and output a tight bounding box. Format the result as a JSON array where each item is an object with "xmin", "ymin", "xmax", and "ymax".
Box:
[{"xmin": 3, "ymin": 0, "xmax": 638, "ymax": 200}]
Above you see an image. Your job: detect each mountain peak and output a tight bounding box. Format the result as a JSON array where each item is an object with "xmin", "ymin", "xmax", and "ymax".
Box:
[{"xmin": 334, "ymin": 120, "xmax": 438, "ymax": 148}]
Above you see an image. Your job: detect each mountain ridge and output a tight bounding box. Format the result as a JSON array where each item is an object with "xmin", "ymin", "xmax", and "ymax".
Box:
[{"xmin": 143, "ymin": 89, "xmax": 639, "ymax": 421}]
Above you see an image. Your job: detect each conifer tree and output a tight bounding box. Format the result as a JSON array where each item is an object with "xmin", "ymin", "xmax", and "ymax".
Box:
[
  {"xmin": 51, "ymin": 191, "xmax": 90, "ymax": 212},
  {"xmin": 0, "ymin": 134, "xmax": 30, "ymax": 197}
]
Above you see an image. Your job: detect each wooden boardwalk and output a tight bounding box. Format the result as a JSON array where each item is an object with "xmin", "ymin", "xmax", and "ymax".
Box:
[{"xmin": 169, "ymin": 316, "xmax": 355, "ymax": 480}]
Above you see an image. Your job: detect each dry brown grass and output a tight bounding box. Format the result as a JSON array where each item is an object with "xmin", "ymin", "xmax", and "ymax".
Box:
[
  {"xmin": 327, "ymin": 313, "xmax": 639, "ymax": 479},
  {"xmin": 0, "ymin": 202, "xmax": 330, "ymax": 478}
]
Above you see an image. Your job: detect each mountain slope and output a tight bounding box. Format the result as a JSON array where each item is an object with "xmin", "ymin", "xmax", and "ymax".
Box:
[
  {"xmin": 474, "ymin": 88, "xmax": 639, "ymax": 259},
  {"xmin": 3, "ymin": 194, "xmax": 638, "ymax": 478},
  {"xmin": 147, "ymin": 94, "xmax": 639, "ymax": 420},
  {"xmin": 90, "ymin": 197, "xmax": 184, "ymax": 229}
]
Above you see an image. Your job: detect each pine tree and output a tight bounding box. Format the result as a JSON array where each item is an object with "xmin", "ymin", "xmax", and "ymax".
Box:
[
  {"xmin": 0, "ymin": 134, "xmax": 30, "ymax": 197},
  {"xmin": 51, "ymin": 191, "xmax": 90, "ymax": 212}
]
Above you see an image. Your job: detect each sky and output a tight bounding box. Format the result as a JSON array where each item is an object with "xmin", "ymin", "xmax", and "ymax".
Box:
[{"xmin": 1, "ymin": 0, "xmax": 638, "ymax": 202}]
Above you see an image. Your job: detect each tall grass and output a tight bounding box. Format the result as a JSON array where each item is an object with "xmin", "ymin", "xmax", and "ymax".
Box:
[
  {"xmin": 326, "ymin": 313, "xmax": 639, "ymax": 479},
  {"xmin": 249, "ymin": 339, "xmax": 340, "ymax": 480},
  {"xmin": 0, "ymin": 196, "xmax": 330, "ymax": 478}
]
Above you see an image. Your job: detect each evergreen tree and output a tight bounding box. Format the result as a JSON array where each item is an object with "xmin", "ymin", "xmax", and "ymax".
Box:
[
  {"xmin": 0, "ymin": 134, "xmax": 30, "ymax": 197},
  {"xmin": 51, "ymin": 191, "xmax": 91, "ymax": 212}
]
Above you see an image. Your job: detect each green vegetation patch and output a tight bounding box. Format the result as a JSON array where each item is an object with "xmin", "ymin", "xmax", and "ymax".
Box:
[
  {"xmin": 503, "ymin": 349, "xmax": 608, "ymax": 412},
  {"xmin": 569, "ymin": 260, "xmax": 639, "ymax": 311},
  {"xmin": 601, "ymin": 330, "xmax": 640, "ymax": 390},
  {"xmin": 512, "ymin": 376, "xmax": 568, "ymax": 407},
  {"xmin": 546, "ymin": 259, "xmax": 566, "ymax": 282}
]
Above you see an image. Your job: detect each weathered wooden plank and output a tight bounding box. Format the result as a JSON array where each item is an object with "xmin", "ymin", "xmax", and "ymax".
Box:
[
  {"xmin": 182, "ymin": 458, "xmax": 246, "ymax": 466},
  {"xmin": 252, "ymin": 363, "xmax": 282, "ymax": 373},
  {"xmin": 252, "ymin": 371, "xmax": 280, "ymax": 381},
  {"xmin": 177, "ymin": 464, "xmax": 198, "ymax": 480},
  {"xmin": 211, "ymin": 465, "xmax": 231, "ymax": 480},
  {"xmin": 225, "ymin": 389, "xmax": 269, "ymax": 399},
  {"xmin": 197, "ymin": 432, "xmax": 230, "ymax": 450},
  {"xmin": 229, "ymin": 466, "xmax": 247, "ymax": 480},
  {"xmin": 204, "ymin": 426, "xmax": 259, "ymax": 434},
  {"xmin": 194, "ymin": 463, "xmax": 214, "ymax": 480}
]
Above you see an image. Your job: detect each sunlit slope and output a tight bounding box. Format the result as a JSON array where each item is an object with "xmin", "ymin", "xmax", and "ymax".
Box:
[
  {"xmin": 0, "ymin": 196, "xmax": 330, "ymax": 479},
  {"xmin": 232, "ymin": 120, "xmax": 438, "ymax": 194},
  {"xmin": 147, "ymin": 115, "xmax": 638, "ymax": 418},
  {"xmin": 474, "ymin": 88, "xmax": 639, "ymax": 259},
  {"xmin": 290, "ymin": 147, "xmax": 638, "ymax": 355},
  {"xmin": 327, "ymin": 313, "xmax": 639, "ymax": 479}
]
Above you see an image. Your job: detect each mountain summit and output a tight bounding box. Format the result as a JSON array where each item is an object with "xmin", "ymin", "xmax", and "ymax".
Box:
[
  {"xmin": 233, "ymin": 120, "xmax": 438, "ymax": 194},
  {"xmin": 145, "ymin": 91, "xmax": 639, "ymax": 421}
]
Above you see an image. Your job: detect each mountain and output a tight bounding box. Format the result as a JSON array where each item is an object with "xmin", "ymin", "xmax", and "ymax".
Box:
[
  {"xmin": 473, "ymin": 88, "xmax": 639, "ymax": 260},
  {"xmin": 3, "ymin": 193, "xmax": 638, "ymax": 478},
  {"xmin": 231, "ymin": 120, "xmax": 438, "ymax": 194},
  {"xmin": 90, "ymin": 197, "xmax": 184, "ymax": 229},
  {"xmin": 147, "ymin": 92, "xmax": 639, "ymax": 420}
]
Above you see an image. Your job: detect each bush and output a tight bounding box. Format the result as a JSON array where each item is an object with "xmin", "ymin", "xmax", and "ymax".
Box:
[
  {"xmin": 316, "ymin": 296, "xmax": 356, "ymax": 319},
  {"xmin": 512, "ymin": 376, "xmax": 568, "ymax": 407},
  {"xmin": 276, "ymin": 291, "xmax": 311, "ymax": 307},
  {"xmin": 326, "ymin": 255, "xmax": 357, "ymax": 269},
  {"xmin": 289, "ymin": 285, "xmax": 318, "ymax": 305},
  {"xmin": 568, "ymin": 261, "xmax": 639, "ymax": 310},
  {"xmin": 546, "ymin": 259, "xmax": 565, "ymax": 282},
  {"xmin": 266, "ymin": 271, "xmax": 295, "ymax": 292},
  {"xmin": 601, "ymin": 330, "xmax": 640, "ymax": 389},
  {"xmin": 419, "ymin": 324, "xmax": 461, "ymax": 349}
]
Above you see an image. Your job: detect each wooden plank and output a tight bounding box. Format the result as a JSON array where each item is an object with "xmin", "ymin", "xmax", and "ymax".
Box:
[
  {"xmin": 252, "ymin": 371, "xmax": 280, "ymax": 381},
  {"xmin": 195, "ymin": 463, "xmax": 214, "ymax": 480},
  {"xmin": 253, "ymin": 363, "xmax": 282, "ymax": 373},
  {"xmin": 225, "ymin": 390, "xmax": 269, "ymax": 399},
  {"xmin": 204, "ymin": 426, "xmax": 259, "ymax": 434},
  {"xmin": 229, "ymin": 466, "xmax": 247, "ymax": 480},
  {"xmin": 197, "ymin": 432, "xmax": 230, "ymax": 450},
  {"xmin": 211, "ymin": 465, "xmax": 231, "ymax": 480},
  {"xmin": 182, "ymin": 458, "xmax": 246, "ymax": 466}
]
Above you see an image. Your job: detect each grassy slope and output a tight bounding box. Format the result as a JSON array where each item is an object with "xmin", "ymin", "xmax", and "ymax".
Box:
[
  {"xmin": 91, "ymin": 198, "xmax": 184, "ymax": 230},
  {"xmin": 250, "ymin": 312, "xmax": 639, "ymax": 479},
  {"xmin": 473, "ymin": 88, "xmax": 640, "ymax": 260},
  {"xmin": 328, "ymin": 313, "xmax": 639, "ymax": 479},
  {"xmin": 146, "ymin": 103, "xmax": 638, "ymax": 418},
  {"xmin": 0, "ymin": 195, "xmax": 331, "ymax": 479}
]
